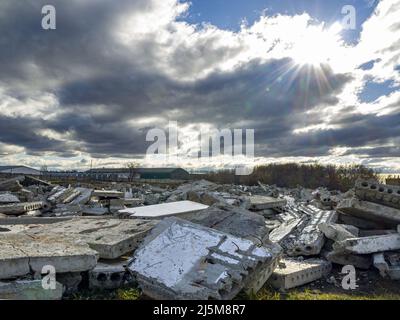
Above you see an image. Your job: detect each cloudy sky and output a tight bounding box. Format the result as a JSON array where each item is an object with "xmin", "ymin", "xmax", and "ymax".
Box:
[{"xmin": 0, "ymin": 0, "xmax": 399, "ymax": 172}]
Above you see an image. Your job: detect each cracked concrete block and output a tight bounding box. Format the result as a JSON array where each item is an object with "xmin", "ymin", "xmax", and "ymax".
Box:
[
  {"xmin": 0, "ymin": 201, "xmax": 44, "ymax": 216},
  {"xmin": 0, "ymin": 233, "xmax": 98, "ymax": 279},
  {"xmin": 324, "ymin": 251, "xmax": 372, "ymax": 270},
  {"xmin": 268, "ymin": 259, "xmax": 331, "ymax": 290},
  {"xmin": 129, "ymin": 217, "xmax": 280, "ymax": 300},
  {"xmin": 247, "ymin": 195, "xmax": 287, "ymax": 211},
  {"xmin": 281, "ymin": 205, "xmax": 337, "ymax": 256},
  {"xmin": 318, "ymin": 223, "xmax": 358, "ymax": 242},
  {"xmin": 337, "ymin": 198, "xmax": 400, "ymax": 227},
  {"xmin": 0, "ymin": 280, "xmax": 63, "ymax": 300},
  {"xmin": 333, "ymin": 233, "xmax": 400, "ymax": 254},
  {"xmin": 373, "ymin": 252, "xmax": 400, "ymax": 280},
  {"xmin": 120, "ymin": 200, "xmax": 209, "ymax": 219},
  {"xmin": 25, "ymin": 218, "xmax": 158, "ymax": 259}
]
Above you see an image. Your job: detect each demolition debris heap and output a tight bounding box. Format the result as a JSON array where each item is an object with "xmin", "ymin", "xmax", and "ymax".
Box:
[{"xmin": 0, "ymin": 175, "xmax": 399, "ymax": 299}]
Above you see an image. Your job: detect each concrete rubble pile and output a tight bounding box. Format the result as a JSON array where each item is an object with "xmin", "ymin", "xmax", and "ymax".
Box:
[{"xmin": 0, "ymin": 175, "xmax": 399, "ymax": 299}]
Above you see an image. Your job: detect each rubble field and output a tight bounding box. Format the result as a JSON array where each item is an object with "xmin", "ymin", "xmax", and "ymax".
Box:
[{"xmin": 0, "ymin": 175, "xmax": 399, "ymax": 300}]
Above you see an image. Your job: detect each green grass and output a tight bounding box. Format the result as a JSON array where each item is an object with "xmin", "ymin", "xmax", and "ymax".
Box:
[{"xmin": 252, "ymin": 288, "xmax": 400, "ymax": 300}]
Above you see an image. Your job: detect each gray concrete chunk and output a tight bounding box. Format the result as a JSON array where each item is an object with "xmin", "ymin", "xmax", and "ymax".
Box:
[
  {"xmin": 268, "ymin": 259, "xmax": 331, "ymax": 290},
  {"xmin": 128, "ymin": 217, "xmax": 281, "ymax": 300},
  {"xmin": 333, "ymin": 233, "xmax": 400, "ymax": 254},
  {"xmin": 25, "ymin": 218, "xmax": 158, "ymax": 259},
  {"xmin": 0, "ymin": 233, "xmax": 98, "ymax": 279}
]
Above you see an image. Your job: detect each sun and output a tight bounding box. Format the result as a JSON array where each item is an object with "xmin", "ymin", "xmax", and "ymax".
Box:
[{"xmin": 291, "ymin": 22, "xmax": 343, "ymax": 67}]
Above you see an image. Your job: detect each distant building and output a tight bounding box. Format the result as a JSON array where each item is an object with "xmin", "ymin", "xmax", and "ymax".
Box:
[
  {"xmin": 0, "ymin": 165, "xmax": 41, "ymax": 176},
  {"xmin": 85, "ymin": 167, "xmax": 190, "ymax": 181}
]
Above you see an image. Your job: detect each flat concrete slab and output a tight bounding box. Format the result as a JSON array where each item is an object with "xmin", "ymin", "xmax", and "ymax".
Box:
[
  {"xmin": 337, "ymin": 198, "xmax": 400, "ymax": 227},
  {"xmin": 129, "ymin": 217, "xmax": 279, "ymax": 300},
  {"xmin": 333, "ymin": 233, "xmax": 400, "ymax": 254},
  {"xmin": 268, "ymin": 259, "xmax": 331, "ymax": 290},
  {"xmin": 25, "ymin": 218, "xmax": 158, "ymax": 259},
  {"xmin": 93, "ymin": 190, "xmax": 124, "ymax": 198},
  {"xmin": 0, "ymin": 280, "xmax": 63, "ymax": 300},
  {"xmin": 0, "ymin": 233, "xmax": 98, "ymax": 279},
  {"xmin": 247, "ymin": 195, "xmax": 287, "ymax": 210},
  {"xmin": 120, "ymin": 200, "xmax": 209, "ymax": 219},
  {"xmin": 0, "ymin": 193, "xmax": 20, "ymax": 204}
]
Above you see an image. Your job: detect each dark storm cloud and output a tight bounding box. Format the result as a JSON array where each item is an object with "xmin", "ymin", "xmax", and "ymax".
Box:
[{"xmin": 0, "ymin": 0, "xmax": 398, "ymax": 162}]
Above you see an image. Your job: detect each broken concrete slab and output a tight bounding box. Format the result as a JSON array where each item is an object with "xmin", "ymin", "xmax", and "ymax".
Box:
[
  {"xmin": 373, "ymin": 252, "xmax": 400, "ymax": 280},
  {"xmin": 281, "ymin": 205, "xmax": 337, "ymax": 256},
  {"xmin": 268, "ymin": 259, "xmax": 331, "ymax": 290},
  {"xmin": 120, "ymin": 200, "xmax": 209, "ymax": 219},
  {"xmin": 0, "ymin": 280, "xmax": 63, "ymax": 300},
  {"xmin": 93, "ymin": 190, "xmax": 124, "ymax": 198},
  {"xmin": 0, "ymin": 176, "xmax": 24, "ymax": 192},
  {"xmin": 0, "ymin": 193, "xmax": 20, "ymax": 204},
  {"xmin": 183, "ymin": 204, "xmax": 269, "ymax": 243},
  {"xmin": 338, "ymin": 212, "xmax": 388, "ymax": 230},
  {"xmin": 69, "ymin": 188, "xmax": 93, "ymax": 205},
  {"xmin": 25, "ymin": 218, "xmax": 158, "ymax": 259},
  {"xmin": 359, "ymin": 229, "xmax": 397, "ymax": 237},
  {"xmin": 324, "ymin": 251, "xmax": 372, "ymax": 270},
  {"xmin": 246, "ymin": 195, "xmax": 287, "ymax": 211},
  {"xmin": 0, "ymin": 233, "xmax": 98, "ymax": 279},
  {"xmin": 318, "ymin": 223, "xmax": 358, "ymax": 242},
  {"xmin": 337, "ymin": 198, "xmax": 400, "ymax": 227},
  {"xmin": 0, "ymin": 201, "xmax": 45, "ymax": 216},
  {"xmin": 128, "ymin": 217, "xmax": 280, "ymax": 300},
  {"xmin": 333, "ymin": 233, "xmax": 400, "ymax": 254},
  {"xmin": 269, "ymin": 218, "xmax": 302, "ymax": 243}
]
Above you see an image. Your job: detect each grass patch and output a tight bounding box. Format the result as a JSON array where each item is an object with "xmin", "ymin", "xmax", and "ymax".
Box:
[{"xmin": 253, "ymin": 288, "xmax": 400, "ymax": 300}]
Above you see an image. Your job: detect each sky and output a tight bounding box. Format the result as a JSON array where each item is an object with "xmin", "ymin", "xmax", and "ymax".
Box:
[{"xmin": 0, "ymin": 0, "xmax": 399, "ymax": 172}]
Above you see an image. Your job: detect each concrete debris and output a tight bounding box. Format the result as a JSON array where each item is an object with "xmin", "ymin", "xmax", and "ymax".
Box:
[
  {"xmin": 89, "ymin": 258, "xmax": 134, "ymax": 290},
  {"xmin": 129, "ymin": 217, "xmax": 281, "ymax": 299},
  {"xmin": 0, "ymin": 193, "xmax": 20, "ymax": 204},
  {"xmin": 373, "ymin": 252, "xmax": 400, "ymax": 280},
  {"xmin": 0, "ymin": 201, "xmax": 45, "ymax": 216},
  {"xmin": 120, "ymin": 200, "xmax": 209, "ymax": 219},
  {"xmin": 337, "ymin": 198, "xmax": 400, "ymax": 228},
  {"xmin": 25, "ymin": 218, "xmax": 158, "ymax": 259},
  {"xmin": 279, "ymin": 205, "xmax": 337, "ymax": 256},
  {"xmin": 183, "ymin": 203, "xmax": 270, "ymax": 243},
  {"xmin": 268, "ymin": 258, "xmax": 331, "ymax": 290},
  {"xmin": 356, "ymin": 179, "xmax": 400, "ymax": 210},
  {"xmin": 324, "ymin": 251, "xmax": 372, "ymax": 270},
  {"xmin": 93, "ymin": 190, "xmax": 124, "ymax": 198},
  {"xmin": 0, "ymin": 174, "xmax": 399, "ymax": 299},
  {"xmin": 333, "ymin": 234, "xmax": 400, "ymax": 254},
  {"xmin": 318, "ymin": 223, "xmax": 358, "ymax": 242},
  {"xmin": 246, "ymin": 195, "xmax": 287, "ymax": 211},
  {"xmin": 0, "ymin": 232, "xmax": 99, "ymax": 279},
  {"xmin": 0, "ymin": 280, "xmax": 63, "ymax": 300}
]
